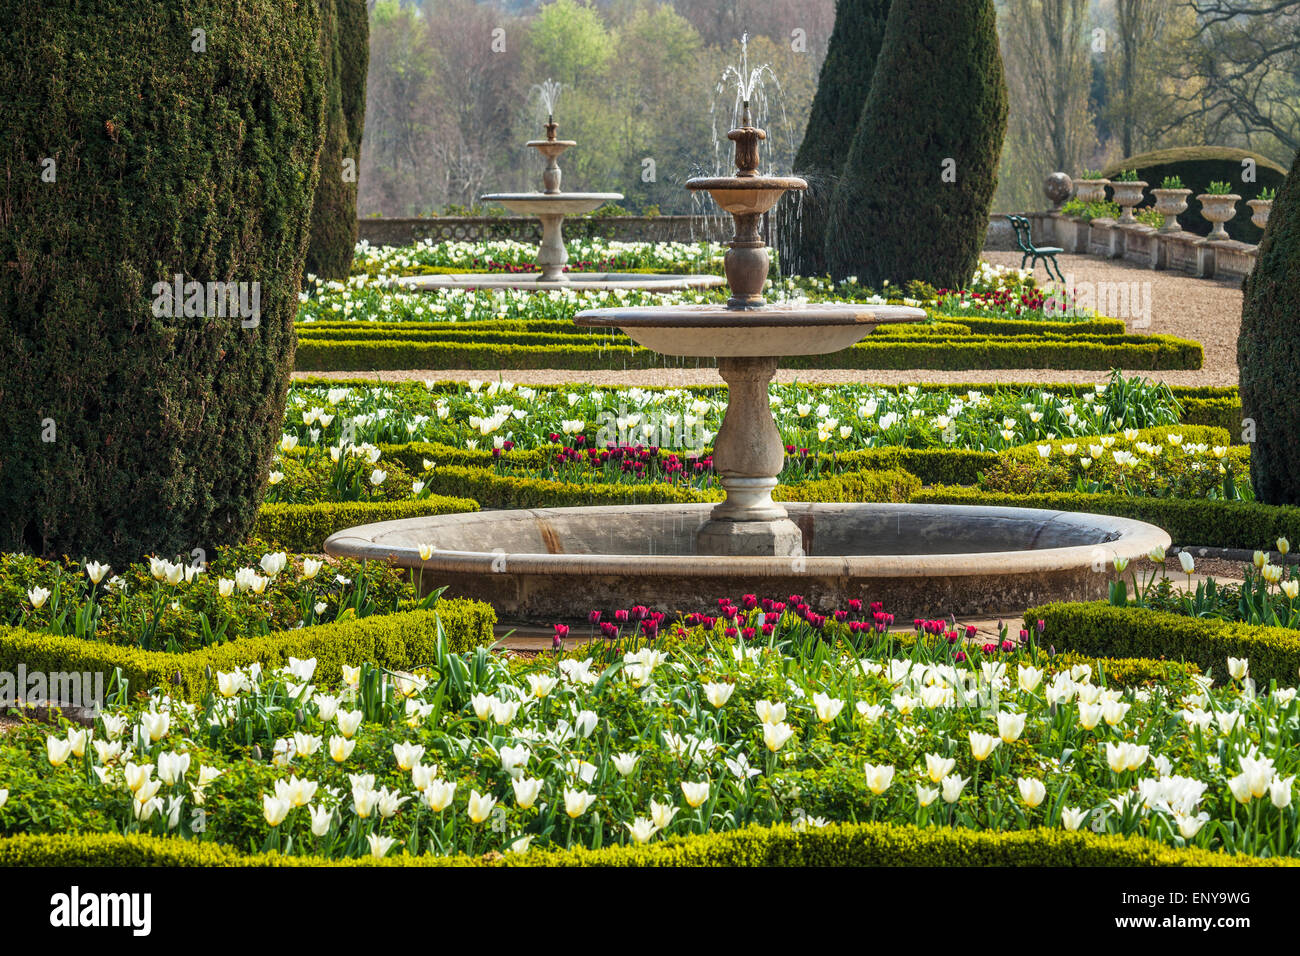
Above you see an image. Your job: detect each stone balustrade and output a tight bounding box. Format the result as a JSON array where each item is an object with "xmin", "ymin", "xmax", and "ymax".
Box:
[
  {"xmin": 357, "ymin": 214, "xmax": 754, "ymax": 248},
  {"xmin": 356, "ymin": 208, "xmax": 1258, "ymax": 282},
  {"xmin": 1020, "ymin": 211, "xmax": 1258, "ymax": 281}
]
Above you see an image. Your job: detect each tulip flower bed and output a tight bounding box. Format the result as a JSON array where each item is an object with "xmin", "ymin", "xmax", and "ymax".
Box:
[
  {"xmin": 979, "ymin": 428, "xmax": 1252, "ymax": 500},
  {"xmin": 1, "ymin": 600, "xmax": 1296, "ymax": 861},
  {"xmin": 1110, "ymin": 543, "xmax": 1300, "ymax": 630},
  {"xmin": 283, "ymin": 372, "xmax": 1185, "ymax": 457},
  {"xmin": 0, "ymin": 544, "xmax": 427, "ymax": 654},
  {"xmin": 351, "ymin": 237, "xmax": 728, "ymax": 278},
  {"xmin": 334, "ymin": 243, "xmax": 1059, "ymax": 323}
]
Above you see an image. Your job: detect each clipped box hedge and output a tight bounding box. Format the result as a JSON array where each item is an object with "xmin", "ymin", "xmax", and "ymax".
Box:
[
  {"xmin": 292, "ymin": 333, "xmax": 1203, "ymax": 373},
  {"xmin": 912, "ymin": 485, "xmax": 1300, "ymax": 551},
  {"xmin": 0, "ymin": 821, "xmax": 1291, "ymax": 867},
  {"xmin": 938, "ymin": 315, "xmax": 1127, "ymax": 336},
  {"xmin": 1028, "ymin": 602, "xmax": 1300, "ymax": 689},
  {"xmin": 0, "ymin": 603, "xmax": 496, "ymax": 703},
  {"xmin": 301, "ymin": 314, "xmax": 1122, "ymax": 340},
  {"xmin": 384, "ymin": 440, "xmax": 991, "ymax": 489},
  {"xmin": 254, "ymin": 494, "xmax": 478, "ymax": 552},
  {"xmin": 417, "ymin": 464, "xmax": 919, "ymax": 511}
]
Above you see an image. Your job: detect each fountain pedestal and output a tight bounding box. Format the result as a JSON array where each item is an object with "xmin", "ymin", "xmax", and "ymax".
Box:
[
  {"xmin": 535, "ymin": 213, "xmax": 569, "ymax": 282},
  {"xmin": 696, "ymin": 356, "xmax": 802, "ymax": 556}
]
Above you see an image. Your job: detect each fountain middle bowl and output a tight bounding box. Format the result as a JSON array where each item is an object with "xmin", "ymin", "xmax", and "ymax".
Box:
[
  {"xmin": 574, "ymin": 303, "xmax": 926, "ymax": 356},
  {"xmin": 323, "ymin": 502, "xmax": 1171, "ymax": 623}
]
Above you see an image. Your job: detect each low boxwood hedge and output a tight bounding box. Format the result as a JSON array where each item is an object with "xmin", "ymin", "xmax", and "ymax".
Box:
[
  {"xmin": 912, "ymin": 485, "xmax": 1300, "ymax": 551},
  {"xmin": 383, "ymin": 441, "xmax": 991, "ymax": 489},
  {"xmin": 300, "ymin": 314, "xmax": 1121, "ymax": 340},
  {"xmin": 422, "ymin": 465, "xmax": 714, "ymax": 509},
  {"xmin": 0, "ymin": 821, "xmax": 1290, "ymax": 867},
  {"xmin": 1028, "ymin": 602, "xmax": 1300, "ymax": 689},
  {"xmin": 254, "ymin": 495, "xmax": 478, "ymax": 552},
  {"xmin": 417, "ymin": 464, "xmax": 919, "ymax": 510},
  {"xmin": 0, "ymin": 603, "xmax": 496, "ymax": 703},
  {"xmin": 941, "ymin": 315, "xmax": 1127, "ymax": 336},
  {"xmin": 1162, "ymin": 397, "xmax": 1243, "ymax": 439},
  {"xmin": 292, "ymin": 333, "xmax": 1204, "ymax": 373}
]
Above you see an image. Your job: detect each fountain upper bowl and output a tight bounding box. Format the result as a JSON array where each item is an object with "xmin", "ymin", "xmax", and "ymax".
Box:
[
  {"xmin": 686, "ymin": 175, "xmax": 807, "ymax": 217},
  {"xmin": 574, "ymin": 303, "xmax": 926, "ymax": 357}
]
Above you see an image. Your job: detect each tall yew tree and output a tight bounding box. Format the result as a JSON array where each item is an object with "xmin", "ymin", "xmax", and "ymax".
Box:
[
  {"xmin": 0, "ymin": 0, "xmax": 326, "ymax": 565},
  {"xmin": 1239, "ymin": 148, "xmax": 1300, "ymax": 503},
  {"xmin": 824, "ymin": 0, "xmax": 1007, "ymax": 289},
  {"xmin": 779, "ymin": 0, "xmax": 893, "ymax": 278},
  {"xmin": 305, "ymin": 0, "xmax": 369, "ymax": 279}
]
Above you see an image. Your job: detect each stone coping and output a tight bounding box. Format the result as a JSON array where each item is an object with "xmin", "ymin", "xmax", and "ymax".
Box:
[{"xmin": 324, "ymin": 502, "xmax": 1171, "ymax": 579}]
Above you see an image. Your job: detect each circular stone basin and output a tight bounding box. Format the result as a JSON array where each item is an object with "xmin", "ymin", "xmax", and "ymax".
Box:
[
  {"xmin": 574, "ymin": 303, "xmax": 926, "ymax": 357},
  {"xmin": 397, "ymin": 272, "xmax": 727, "ymax": 293},
  {"xmin": 324, "ymin": 502, "xmax": 1170, "ymax": 623},
  {"xmin": 481, "ymin": 192, "xmax": 624, "ymax": 216}
]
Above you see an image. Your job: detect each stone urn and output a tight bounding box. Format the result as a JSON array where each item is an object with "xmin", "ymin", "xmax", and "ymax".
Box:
[
  {"xmin": 1151, "ymin": 188, "xmax": 1192, "ymax": 233},
  {"xmin": 1110, "ymin": 180, "xmax": 1148, "ymax": 224},
  {"xmin": 1074, "ymin": 178, "xmax": 1109, "ymax": 204},
  {"xmin": 1198, "ymin": 193, "xmax": 1240, "ymax": 241},
  {"xmin": 1247, "ymin": 198, "xmax": 1273, "ymax": 231}
]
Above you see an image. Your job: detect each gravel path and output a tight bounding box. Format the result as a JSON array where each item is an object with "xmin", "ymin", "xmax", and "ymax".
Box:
[{"xmin": 294, "ymin": 251, "xmax": 1244, "ymax": 389}]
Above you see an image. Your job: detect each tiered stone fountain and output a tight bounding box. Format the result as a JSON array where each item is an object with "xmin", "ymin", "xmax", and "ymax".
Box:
[
  {"xmin": 400, "ymin": 108, "xmax": 724, "ymax": 293},
  {"xmin": 329, "ymin": 108, "xmax": 1170, "ymax": 621},
  {"xmin": 576, "ymin": 104, "xmax": 924, "ymax": 556}
]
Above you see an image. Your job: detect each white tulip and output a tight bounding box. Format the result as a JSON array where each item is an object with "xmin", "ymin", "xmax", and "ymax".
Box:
[
  {"xmin": 762, "ymin": 722, "xmax": 795, "ymax": 752},
  {"xmin": 1061, "ymin": 806, "xmax": 1088, "ymax": 831},
  {"xmin": 940, "ymin": 775, "xmax": 969, "ymax": 803},
  {"xmin": 626, "ymin": 817, "xmax": 658, "ymax": 843},
  {"xmin": 513, "ymin": 776, "xmax": 544, "ymax": 809},
  {"xmin": 702, "ymin": 681, "xmax": 735, "ymax": 708},
  {"xmin": 813, "ymin": 692, "xmax": 845, "ymax": 723},
  {"xmin": 681, "ymin": 780, "xmax": 710, "ymax": 808},
  {"xmin": 1018, "ymin": 777, "xmax": 1047, "ymax": 808},
  {"xmin": 612, "ymin": 752, "xmax": 640, "ymax": 777},
  {"xmin": 864, "ymin": 763, "xmax": 895, "ymax": 795},
  {"xmin": 467, "ymin": 789, "xmax": 497, "ymax": 823},
  {"xmin": 997, "ymin": 711, "xmax": 1026, "ymax": 743},
  {"xmin": 755, "ymin": 699, "xmax": 786, "ymax": 725}
]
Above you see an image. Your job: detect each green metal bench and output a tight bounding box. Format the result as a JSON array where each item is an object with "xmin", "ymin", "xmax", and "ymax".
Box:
[{"xmin": 1005, "ymin": 214, "xmax": 1065, "ymax": 283}]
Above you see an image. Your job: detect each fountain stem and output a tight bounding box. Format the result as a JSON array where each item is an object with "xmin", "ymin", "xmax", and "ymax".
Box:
[
  {"xmin": 724, "ymin": 214, "xmax": 769, "ymax": 309},
  {"xmin": 696, "ymin": 356, "xmax": 802, "ymax": 556}
]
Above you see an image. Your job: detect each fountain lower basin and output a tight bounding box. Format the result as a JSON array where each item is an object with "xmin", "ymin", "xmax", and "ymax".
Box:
[{"xmin": 323, "ymin": 502, "xmax": 1171, "ymax": 622}]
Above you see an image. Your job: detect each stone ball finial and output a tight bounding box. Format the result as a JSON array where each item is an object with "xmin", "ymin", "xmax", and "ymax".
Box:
[{"xmin": 1045, "ymin": 172, "xmax": 1073, "ymax": 209}]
